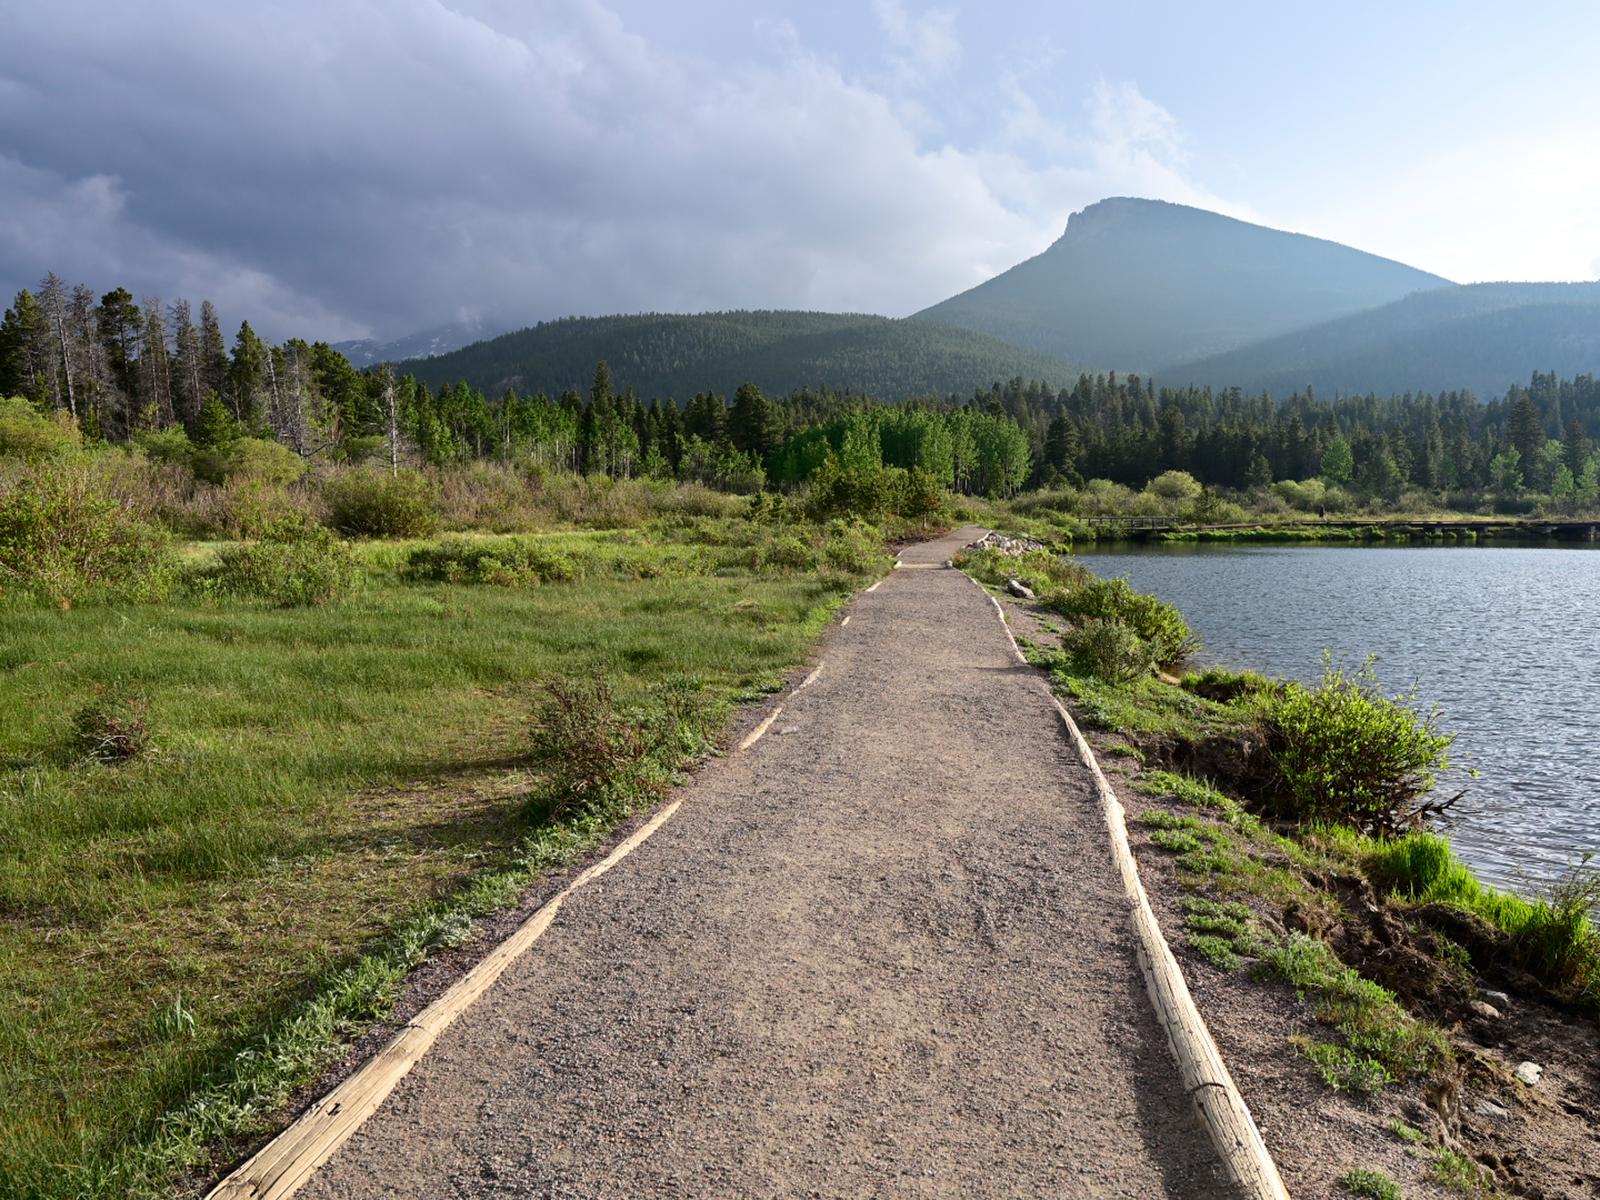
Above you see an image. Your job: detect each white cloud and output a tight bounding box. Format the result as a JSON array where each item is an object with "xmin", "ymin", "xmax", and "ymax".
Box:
[
  {"xmin": 0, "ymin": 1, "xmax": 1247, "ymax": 339},
  {"xmin": 1287, "ymin": 131, "xmax": 1600, "ymax": 283},
  {"xmin": 872, "ymin": 0, "xmax": 961, "ymax": 86}
]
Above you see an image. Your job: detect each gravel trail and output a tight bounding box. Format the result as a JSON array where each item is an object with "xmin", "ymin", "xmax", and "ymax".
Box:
[{"xmin": 299, "ymin": 527, "xmax": 1231, "ymax": 1199}]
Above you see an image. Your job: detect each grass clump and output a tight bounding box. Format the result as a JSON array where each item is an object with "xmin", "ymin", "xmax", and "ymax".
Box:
[
  {"xmin": 1294, "ymin": 1039, "xmax": 1394, "ymax": 1096},
  {"xmin": 1257, "ymin": 656, "xmax": 1453, "ymax": 837},
  {"xmin": 1363, "ymin": 832, "xmax": 1600, "ymax": 998},
  {"xmin": 1141, "ymin": 770, "xmax": 1262, "ymax": 834},
  {"xmin": 1389, "ymin": 1118, "xmax": 1427, "ymax": 1146},
  {"xmin": 71, "ymin": 694, "xmax": 151, "ymax": 764},
  {"xmin": 0, "ymin": 463, "xmax": 174, "ymax": 606},
  {"xmin": 1182, "ymin": 898, "xmax": 1261, "ymax": 969},
  {"xmin": 324, "ymin": 468, "xmax": 441, "ymax": 537},
  {"xmin": 1340, "ymin": 1167, "xmax": 1402, "ymax": 1199},
  {"xmin": 1260, "ymin": 933, "xmax": 1450, "ymax": 1090},
  {"xmin": 1430, "ymin": 1148, "xmax": 1495, "ymax": 1195}
]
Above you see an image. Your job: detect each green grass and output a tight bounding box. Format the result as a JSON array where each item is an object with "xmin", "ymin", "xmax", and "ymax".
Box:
[
  {"xmin": 1259, "ymin": 933, "xmax": 1450, "ymax": 1091},
  {"xmin": 1341, "ymin": 1167, "xmax": 1402, "ymax": 1199},
  {"xmin": 1181, "ymin": 897, "xmax": 1262, "ymax": 969},
  {"xmin": 0, "ymin": 521, "xmax": 876, "ymax": 1199},
  {"xmin": 1430, "ymin": 1148, "xmax": 1495, "ymax": 1195},
  {"xmin": 1322, "ymin": 827, "xmax": 1600, "ymax": 1000}
]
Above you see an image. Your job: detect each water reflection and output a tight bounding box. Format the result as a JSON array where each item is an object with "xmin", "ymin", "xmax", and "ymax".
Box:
[{"xmin": 1075, "ymin": 543, "xmax": 1600, "ymax": 894}]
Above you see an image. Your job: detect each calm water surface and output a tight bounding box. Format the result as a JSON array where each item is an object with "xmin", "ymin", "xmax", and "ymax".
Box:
[{"xmin": 1076, "ymin": 543, "xmax": 1600, "ymax": 893}]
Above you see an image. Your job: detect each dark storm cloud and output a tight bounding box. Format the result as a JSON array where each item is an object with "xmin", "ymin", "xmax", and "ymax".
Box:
[{"xmin": 0, "ymin": 1, "xmax": 1233, "ymax": 340}]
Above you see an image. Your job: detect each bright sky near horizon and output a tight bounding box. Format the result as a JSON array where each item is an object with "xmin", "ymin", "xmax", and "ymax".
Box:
[{"xmin": 2, "ymin": 0, "xmax": 1597, "ymax": 341}]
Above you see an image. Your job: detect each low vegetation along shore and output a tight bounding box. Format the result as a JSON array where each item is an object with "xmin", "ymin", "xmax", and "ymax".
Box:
[{"xmin": 961, "ymin": 540, "xmax": 1599, "ymax": 1198}]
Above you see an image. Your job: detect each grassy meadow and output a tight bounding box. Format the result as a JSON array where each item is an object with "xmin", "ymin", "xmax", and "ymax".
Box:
[{"xmin": 0, "ymin": 513, "xmax": 890, "ymax": 1198}]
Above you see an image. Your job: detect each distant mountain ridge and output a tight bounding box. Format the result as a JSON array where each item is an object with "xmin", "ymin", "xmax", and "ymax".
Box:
[
  {"xmin": 399, "ymin": 310, "xmax": 1086, "ymax": 401},
  {"xmin": 369, "ymin": 196, "xmax": 1599, "ymax": 403},
  {"xmin": 333, "ymin": 318, "xmax": 507, "ymax": 368},
  {"xmin": 1166, "ymin": 282, "xmax": 1600, "ymax": 398},
  {"xmin": 915, "ymin": 197, "xmax": 1454, "ymax": 371}
]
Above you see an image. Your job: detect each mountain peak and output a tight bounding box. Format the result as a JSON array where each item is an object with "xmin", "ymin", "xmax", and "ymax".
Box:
[{"xmin": 914, "ymin": 198, "xmax": 1453, "ymax": 370}]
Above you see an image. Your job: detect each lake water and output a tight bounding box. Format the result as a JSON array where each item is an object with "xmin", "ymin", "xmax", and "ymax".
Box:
[{"xmin": 1075, "ymin": 543, "xmax": 1600, "ymax": 894}]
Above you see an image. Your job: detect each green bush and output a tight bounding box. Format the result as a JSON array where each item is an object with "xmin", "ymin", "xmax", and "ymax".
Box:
[
  {"xmin": 324, "ymin": 469, "xmax": 441, "ymax": 537},
  {"xmin": 1059, "ymin": 619, "xmax": 1155, "ymax": 683},
  {"xmin": 0, "ymin": 464, "xmax": 174, "ymax": 605},
  {"xmin": 203, "ymin": 520, "xmax": 361, "ymax": 606},
  {"xmin": 405, "ymin": 536, "xmax": 582, "ymax": 586},
  {"xmin": 192, "ymin": 436, "xmax": 307, "ymax": 486},
  {"xmin": 820, "ymin": 520, "xmax": 890, "ymax": 575},
  {"xmin": 1259, "ymin": 658, "xmax": 1453, "ymax": 835},
  {"xmin": 1049, "ymin": 576, "xmax": 1197, "ymax": 667},
  {"xmin": 0, "ymin": 397, "xmax": 82, "ymax": 461}
]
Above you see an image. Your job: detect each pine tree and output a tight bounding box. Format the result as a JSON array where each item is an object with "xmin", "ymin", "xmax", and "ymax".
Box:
[
  {"xmin": 169, "ymin": 298, "xmax": 205, "ymax": 428},
  {"xmin": 227, "ymin": 321, "xmax": 267, "ymax": 427},
  {"xmin": 729, "ymin": 382, "xmax": 777, "ymax": 459},
  {"xmin": 199, "ymin": 301, "xmax": 229, "ymax": 399}
]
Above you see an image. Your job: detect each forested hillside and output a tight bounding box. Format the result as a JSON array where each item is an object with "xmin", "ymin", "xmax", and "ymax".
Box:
[
  {"xmin": 915, "ymin": 197, "xmax": 1453, "ymax": 371},
  {"xmin": 1166, "ymin": 283, "xmax": 1600, "ymax": 399},
  {"xmin": 7, "ymin": 273, "xmax": 1600, "ymax": 511},
  {"xmin": 398, "ymin": 310, "xmax": 1085, "ymax": 400}
]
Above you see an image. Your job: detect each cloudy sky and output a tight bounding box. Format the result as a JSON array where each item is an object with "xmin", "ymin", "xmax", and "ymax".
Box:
[{"xmin": 3, "ymin": 0, "xmax": 1598, "ymax": 342}]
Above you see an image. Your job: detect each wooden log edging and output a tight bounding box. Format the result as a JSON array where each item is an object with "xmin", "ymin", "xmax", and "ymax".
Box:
[{"xmin": 968, "ymin": 575, "xmax": 1291, "ymax": 1200}]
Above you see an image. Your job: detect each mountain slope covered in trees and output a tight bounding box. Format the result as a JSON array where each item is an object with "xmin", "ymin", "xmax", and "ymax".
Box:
[
  {"xmin": 1164, "ymin": 283, "xmax": 1600, "ymax": 399},
  {"xmin": 915, "ymin": 197, "xmax": 1454, "ymax": 371},
  {"xmin": 398, "ymin": 310, "xmax": 1086, "ymax": 400}
]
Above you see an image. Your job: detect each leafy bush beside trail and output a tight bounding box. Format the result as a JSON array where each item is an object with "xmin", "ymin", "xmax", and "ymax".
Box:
[{"xmin": 1257, "ymin": 658, "xmax": 1454, "ymax": 837}]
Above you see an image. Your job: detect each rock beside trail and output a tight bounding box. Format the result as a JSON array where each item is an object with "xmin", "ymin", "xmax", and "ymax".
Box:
[
  {"xmin": 1468, "ymin": 1000, "xmax": 1502, "ymax": 1020},
  {"xmin": 1006, "ymin": 578, "xmax": 1035, "ymax": 599},
  {"xmin": 970, "ymin": 531, "xmax": 1047, "ymax": 556},
  {"xmin": 1481, "ymin": 989, "xmax": 1511, "ymax": 1009},
  {"xmin": 1474, "ymin": 1100, "xmax": 1511, "ymax": 1121},
  {"xmin": 1513, "ymin": 1061, "xmax": 1543, "ymax": 1087}
]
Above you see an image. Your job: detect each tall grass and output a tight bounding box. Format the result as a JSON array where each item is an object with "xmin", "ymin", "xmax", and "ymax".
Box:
[{"xmin": 1361, "ymin": 832, "xmax": 1600, "ymax": 997}]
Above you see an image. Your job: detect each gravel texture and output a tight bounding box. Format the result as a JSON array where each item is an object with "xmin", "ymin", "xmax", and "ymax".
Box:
[{"xmin": 299, "ymin": 528, "xmax": 1231, "ymax": 1199}]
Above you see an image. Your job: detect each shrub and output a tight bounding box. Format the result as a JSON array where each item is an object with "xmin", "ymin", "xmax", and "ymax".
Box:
[
  {"xmin": 1059, "ymin": 619, "xmax": 1155, "ymax": 683},
  {"xmin": 750, "ymin": 533, "xmax": 817, "ymax": 573},
  {"xmin": 1143, "ymin": 469, "xmax": 1202, "ymax": 505},
  {"xmin": 72, "ymin": 694, "xmax": 151, "ymax": 763},
  {"xmin": 324, "ymin": 469, "xmax": 441, "ymax": 537},
  {"xmin": 405, "ymin": 536, "xmax": 582, "ymax": 586},
  {"xmin": 204, "ymin": 519, "xmax": 361, "ymax": 606},
  {"xmin": 529, "ymin": 673, "xmax": 649, "ymax": 818},
  {"xmin": 1259, "ymin": 657, "xmax": 1453, "ymax": 835},
  {"xmin": 820, "ymin": 520, "xmax": 890, "ymax": 575},
  {"xmin": 1049, "ymin": 576, "xmax": 1197, "ymax": 667},
  {"xmin": 0, "ymin": 464, "xmax": 174, "ymax": 605},
  {"xmin": 0, "ymin": 397, "xmax": 82, "ymax": 460},
  {"xmin": 192, "ymin": 437, "xmax": 307, "ymax": 486}
]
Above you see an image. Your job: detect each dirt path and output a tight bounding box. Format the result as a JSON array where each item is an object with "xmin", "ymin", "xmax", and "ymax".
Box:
[{"xmin": 297, "ymin": 527, "xmax": 1232, "ymax": 1199}]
